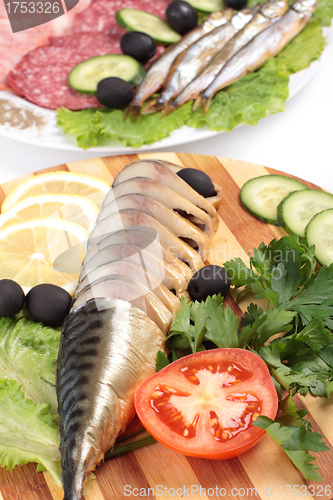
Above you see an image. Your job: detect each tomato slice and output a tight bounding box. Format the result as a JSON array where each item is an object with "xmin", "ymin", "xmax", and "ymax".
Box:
[{"xmin": 134, "ymin": 348, "xmax": 278, "ymax": 459}]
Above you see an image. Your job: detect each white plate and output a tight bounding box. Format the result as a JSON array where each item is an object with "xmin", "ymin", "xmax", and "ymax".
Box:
[{"xmin": 0, "ymin": 61, "xmax": 318, "ymax": 152}]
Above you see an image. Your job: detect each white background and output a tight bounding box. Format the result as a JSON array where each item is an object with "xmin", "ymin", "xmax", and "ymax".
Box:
[{"xmin": 0, "ymin": 22, "xmax": 332, "ymax": 191}]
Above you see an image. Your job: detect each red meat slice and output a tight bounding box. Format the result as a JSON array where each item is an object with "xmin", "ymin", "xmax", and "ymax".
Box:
[
  {"xmin": 5, "ymin": 0, "xmax": 169, "ymax": 110},
  {"xmin": 0, "ymin": 0, "xmax": 91, "ymax": 89},
  {"xmin": 73, "ymin": 0, "xmax": 169, "ymax": 34},
  {"xmin": 7, "ymin": 32, "xmax": 122, "ymax": 110}
]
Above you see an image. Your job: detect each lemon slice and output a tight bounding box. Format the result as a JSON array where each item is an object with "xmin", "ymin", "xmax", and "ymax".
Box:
[
  {"xmin": 1, "ymin": 171, "xmax": 110, "ymax": 212},
  {"xmin": 0, "ymin": 217, "xmax": 89, "ymax": 294},
  {"xmin": 0, "ymin": 194, "xmax": 99, "ymax": 232}
]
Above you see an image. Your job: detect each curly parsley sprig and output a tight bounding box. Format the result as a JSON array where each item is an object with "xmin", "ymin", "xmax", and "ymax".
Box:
[{"xmin": 160, "ymin": 234, "xmax": 333, "ymax": 481}]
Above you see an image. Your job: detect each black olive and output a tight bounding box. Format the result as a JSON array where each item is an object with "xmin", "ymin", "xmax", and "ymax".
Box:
[
  {"xmin": 188, "ymin": 265, "xmax": 231, "ymax": 302},
  {"xmin": 224, "ymin": 0, "xmax": 248, "ymax": 10},
  {"xmin": 96, "ymin": 77, "xmax": 134, "ymax": 109},
  {"xmin": 26, "ymin": 283, "xmax": 72, "ymax": 327},
  {"xmin": 121, "ymin": 31, "xmax": 156, "ymax": 63},
  {"xmin": 166, "ymin": 0, "xmax": 198, "ymax": 35},
  {"xmin": 0, "ymin": 279, "xmax": 25, "ymax": 317},
  {"xmin": 177, "ymin": 168, "xmax": 215, "ymax": 198}
]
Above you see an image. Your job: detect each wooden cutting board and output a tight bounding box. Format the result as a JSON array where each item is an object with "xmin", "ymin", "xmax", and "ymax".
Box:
[{"xmin": 0, "ymin": 152, "xmax": 332, "ymax": 500}]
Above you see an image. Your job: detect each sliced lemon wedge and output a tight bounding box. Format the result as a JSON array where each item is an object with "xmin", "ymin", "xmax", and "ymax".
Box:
[
  {"xmin": 0, "ymin": 194, "xmax": 99, "ymax": 232},
  {"xmin": 0, "ymin": 217, "xmax": 89, "ymax": 294},
  {"xmin": 1, "ymin": 171, "xmax": 110, "ymax": 212}
]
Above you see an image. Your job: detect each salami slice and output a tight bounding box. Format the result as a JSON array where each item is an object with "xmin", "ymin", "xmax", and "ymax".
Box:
[
  {"xmin": 73, "ymin": 0, "xmax": 169, "ymax": 34},
  {"xmin": 0, "ymin": 0, "xmax": 91, "ymax": 89},
  {"xmin": 5, "ymin": 0, "xmax": 169, "ymax": 110},
  {"xmin": 7, "ymin": 32, "xmax": 122, "ymax": 110}
]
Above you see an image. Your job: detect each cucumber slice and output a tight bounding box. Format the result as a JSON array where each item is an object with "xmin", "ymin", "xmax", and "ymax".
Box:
[
  {"xmin": 240, "ymin": 175, "xmax": 307, "ymax": 224},
  {"xmin": 116, "ymin": 9, "xmax": 182, "ymax": 45},
  {"xmin": 68, "ymin": 54, "xmax": 145, "ymax": 94},
  {"xmin": 278, "ymin": 189, "xmax": 333, "ymax": 237},
  {"xmin": 306, "ymin": 208, "xmax": 333, "ymax": 266},
  {"xmin": 186, "ymin": 0, "xmax": 223, "ymax": 12}
]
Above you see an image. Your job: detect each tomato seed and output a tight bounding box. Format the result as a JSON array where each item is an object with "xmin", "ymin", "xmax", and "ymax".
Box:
[{"xmin": 152, "ymin": 390, "xmax": 163, "ymax": 398}]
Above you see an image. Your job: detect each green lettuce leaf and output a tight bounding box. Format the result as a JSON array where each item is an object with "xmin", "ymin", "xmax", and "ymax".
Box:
[
  {"xmin": 0, "ymin": 316, "xmax": 61, "ymax": 415},
  {"xmin": 315, "ymin": 0, "xmax": 333, "ymax": 26},
  {"xmin": 0, "ymin": 378, "xmax": 61, "ymax": 486},
  {"xmin": 96, "ymin": 103, "xmax": 192, "ymax": 148},
  {"xmin": 57, "ymin": 107, "xmax": 100, "ymax": 149},
  {"xmin": 187, "ymin": 59, "xmax": 289, "ymax": 131},
  {"xmin": 274, "ymin": 18, "xmax": 326, "ymax": 74}
]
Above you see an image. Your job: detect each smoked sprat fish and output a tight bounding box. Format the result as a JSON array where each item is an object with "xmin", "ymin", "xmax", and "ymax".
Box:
[
  {"xmin": 131, "ymin": 0, "xmax": 316, "ymax": 117},
  {"xmin": 142, "ymin": 6, "xmax": 259, "ymax": 115},
  {"xmin": 162, "ymin": 0, "xmax": 289, "ymax": 114},
  {"xmin": 128, "ymin": 8, "xmax": 233, "ymax": 117},
  {"xmin": 56, "ymin": 159, "xmax": 222, "ymax": 500},
  {"xmin": 195, "ymin": 0, "xmax": 317, "ymax": 112}
]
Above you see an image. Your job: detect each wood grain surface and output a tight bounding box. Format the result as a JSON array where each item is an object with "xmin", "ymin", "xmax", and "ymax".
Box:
[{"xmin": 0, "ymin": 153, "xmax": 332, "ymax": 500}]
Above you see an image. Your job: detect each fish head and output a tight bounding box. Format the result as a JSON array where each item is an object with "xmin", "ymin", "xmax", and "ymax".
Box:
[
  {"xmin": 292, "ymin": 0, "xmax": 317, "ymax": 14},
  {"xmin": 208, "ymin": 8, "xmax": 234, "ymax": 28},
  {"xmin": 260, "ymin": 0, "xmax": 289, "ymax": 18},
  {"xmin": 230, "ymin": 6, "xmax": 260, "ymax": 30}
]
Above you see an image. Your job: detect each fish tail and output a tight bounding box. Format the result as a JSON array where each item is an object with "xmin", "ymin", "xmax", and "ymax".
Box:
[
  {"xmin": 61, "ymin": 455, "xmax": 85, "ymax": 500},
  {"xmin": 124, "ymin": 106, "xmax": 132, "ymax": 120},
  {"xmin": 160, "ymin": 102, "xmax": 177, "ymax": 116},
  {"xmin": 127, "ymin": 104, "xmax": 141, "ymax": 118},
  {"xmin": 141, "ymin": 97, "xmax": 164, "ymax": 115},
  {"xmin": 193, "ymin": 95, "xmax": 211, "ymax": 113},
  {"xmin": 203, "ymin": 96, "xmax": 213, "ymax": 114},
  {"xmin": 62, "ymin": 475, "xmax": 83, "ymax": 500},
  {"xmin": 192, "ymin": 95, "xmax": 204, "ymax": 111}
]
